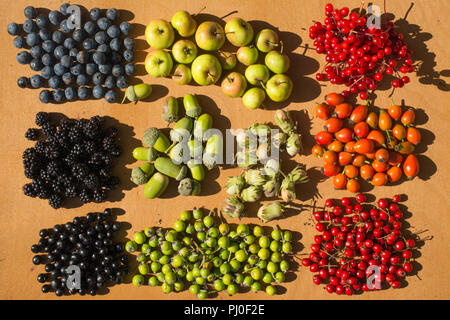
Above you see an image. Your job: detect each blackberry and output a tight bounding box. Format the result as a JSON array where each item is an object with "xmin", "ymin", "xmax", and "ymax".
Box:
[
  {"xmin": 42, "ymin": 123, "xmax": 57, "ymax": 137},
  {"xmin": 24, "ymin": 113, "xmax": 121, "ymax": 208},
  {"xmin": 24, "ymin": 183, "xmax": 37, "ymax": 198},
  {"xmin": 23, "ymin": 147, "xmax": 37, "ymax": 159},
  {"xmin": 49, "ymin": 194, "xmax": 63, "ymax": 209},
  {"xmin": 93, "ymin": 189, "xmax": 106, "ymax": 202},
  {"xmin": 68, "ymin": 126, "xmax": 83, "ymax": 143},
  {"xmin": 79, "ymin": 189, "xmax": 93, "ymax": 203},
  {"xmin": 25, "ymin": 128, "xmax": 41, "ymax": 141},
  {"xmin": 64, "ymin": 185, "xmax": 78, "ymax": 198}
]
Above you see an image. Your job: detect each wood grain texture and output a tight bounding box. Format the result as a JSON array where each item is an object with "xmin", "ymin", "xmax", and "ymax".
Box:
[{"xmin": 0, "ymin": 0, "xmax": 449, "ymax": 300}]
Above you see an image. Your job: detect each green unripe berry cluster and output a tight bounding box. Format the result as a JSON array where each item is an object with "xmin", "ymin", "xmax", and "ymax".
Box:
[{"xmin": 126, "ymin": 208, "xmax": 295, "ymax": 298}]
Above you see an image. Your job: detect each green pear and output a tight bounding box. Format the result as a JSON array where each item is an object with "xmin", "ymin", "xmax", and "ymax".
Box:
[
  {"xmin": 145, "ymin": 49, "xmax": 173, "ymax": 77},
  {"xmin": 255, "ymin": 29, "xmax": 279, "ymax": 52},
  {"xmin": 265, "ymin": 74, "xmax": 293, "ymax": 102},
  {"xmin": 145, "ymin": 19, "xmax": 175, "ymax": 49},
  {"xmin": 191, "ymin": 54, "xmax": 222, "ymax": 85},
  {"xmin": 265, "ymin": 51, "xmax": 290, "ymax": 74},
  {"xmin": 172, "ymin": 39, "xmax": 198, "ymax": 64},
  {"xmin": 171, "ymin": 10, "xmax": 197, "ymax": 37},
  {"xmin": 172, "ymin": 64, "xmax": 192, "ymax": 85},
  {"xmin": 195, "ymin": 21, "xmax": 225, "ymax": 51},
  {"xmin": 242, "ymin": 87, "xmax": 266, "ymax": 110},
  {"xmin": 245, "ymin": 64, "xmax": 270, "ymax": 86},
  {"xmin": 224, "ymin": 18, "xmax": 254, "ymax": 46},
  {"xmin": 221, "ymin": 72, "xmax": 247, "ymax": 98},
  {"xmin": 237, "ymin": 46, "xmax": 259, "ymax": 66}
]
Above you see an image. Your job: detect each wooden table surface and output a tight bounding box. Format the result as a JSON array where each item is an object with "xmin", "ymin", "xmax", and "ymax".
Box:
[{"xmin": 0, "ymin": 0, "xmax": 449, "ymax": 300}]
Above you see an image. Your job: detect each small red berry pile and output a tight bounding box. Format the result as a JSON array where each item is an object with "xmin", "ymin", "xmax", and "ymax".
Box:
[
  {"xmin": 309, "ymin": 3, "xmax": 414, "ymax": 100},
  {"xmin": 303, "ymin": 194, "xmax": 417, "ymax": 295}
]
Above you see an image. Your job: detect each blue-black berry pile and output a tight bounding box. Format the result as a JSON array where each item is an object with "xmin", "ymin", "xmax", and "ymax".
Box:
[
  {"xmin": 32, "ymin": 209, "xmax": 128, "ymax": 296},
  {"xmin": 7, "ymin": 4, "xmax": 135, "ymax": 104},
  {"xmin": 23, "ymin": 112, "xmax": 121, "ymax": 208}
]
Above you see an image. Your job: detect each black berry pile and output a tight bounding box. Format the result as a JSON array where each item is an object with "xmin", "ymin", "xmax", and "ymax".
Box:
[
  {"xmin": 31, "ymin": 209, "xmax": 128, "ymax": 296},
  {"xmin": 7, "ymin": 4, "xmax": 135, "ymax": 104},
  {"xmin": 22, "ymin": 112, "xmax": 121, "ymax": 208}
]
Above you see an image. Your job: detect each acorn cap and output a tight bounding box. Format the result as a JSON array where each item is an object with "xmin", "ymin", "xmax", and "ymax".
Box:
[{"xmin": 143, "ymin": 128, "xmax": 160, "ymax": 147}]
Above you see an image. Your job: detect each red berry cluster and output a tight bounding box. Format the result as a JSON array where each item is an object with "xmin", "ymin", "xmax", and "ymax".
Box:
[
  {"xmin": 309, "ymin": 3, "xmax": 414, "ymax": 100},
  {"xmin": 303, "ymin": 194, "xmax": 417, "ymax": 295}
]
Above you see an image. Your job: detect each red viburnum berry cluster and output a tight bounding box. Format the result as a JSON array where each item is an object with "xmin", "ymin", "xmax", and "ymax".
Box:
[
  {"xmin": 303, "ymin": 194, "xmax": 418, "ymax": 296},
  {"xmin": 309, "ymin": 3, "xmax": 414, "ymax": 100}
]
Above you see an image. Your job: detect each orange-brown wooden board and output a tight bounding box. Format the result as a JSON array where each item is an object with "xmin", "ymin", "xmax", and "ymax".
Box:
[{"xmin": 0, "ymin": 0, "xmax": 449, "ymax": 300}]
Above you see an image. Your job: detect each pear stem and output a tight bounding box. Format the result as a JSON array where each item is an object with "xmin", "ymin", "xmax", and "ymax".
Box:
[{"xmin": 194, "ymin": 6, "xmax": 207, "ymax": 16}]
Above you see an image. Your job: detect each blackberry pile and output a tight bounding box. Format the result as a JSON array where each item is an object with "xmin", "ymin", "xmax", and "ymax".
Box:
[
  {"xmin": 7, "ymin": 4, "xmax": 135, "ymax": 104},
  {"xmin": 31, "ymin": 209, "xmax": 128, "ymax": 296},
  {"xmin": 23, "ymin": 112, "xmax": 121, "ymax": 208}
]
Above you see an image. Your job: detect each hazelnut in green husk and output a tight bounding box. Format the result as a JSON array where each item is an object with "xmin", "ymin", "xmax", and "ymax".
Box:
[
  {"xmin": 274, "ymin": 110, "xmax": 295, "ymax": 134},
  {"xmin": 286, "ymin": 133, "xmax": 302, "ymax": 157},
  {"xmin": 262, "ymin": 176, "xmax": 280, "ymax": 198},
  {"xmin": 243, "ymin": 169, "xmax": 266, "ymax": 187},
  {"xmin": 225, "ymin": 176, "xmax": 245, "ymax": 195},
  {"xmin": 257, "ymin": 202, "xmax": 286, "ymax": 223},
  {"xmin": 240, "ymin": 185, "xmax": 262, "ymax": 202},
  {"xmin": 131, "ymin": 162, "xmax": 155, "ymax": 185},
  {"xmin": 222, "ymin": 195, "xmax": 245, "ymax": 218},
  {"xmin": 178, "ymin": 178, "xmax": 201, "ymax": 196},
  {"xmin": 143, "ymin": 128, "xmax": 171, "ymax": 153}
]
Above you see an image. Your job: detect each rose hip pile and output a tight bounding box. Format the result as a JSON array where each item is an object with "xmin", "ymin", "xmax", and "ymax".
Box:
[
  {"xmin": 303, "ymin": 195, "xmax": 417, "ymax": 295},
  {"xmin": 313, "ymin": 92, "xmax": 421, "ymax": 193},
  {"xmin": 310, "ymin": 3, "xmax": 414, "ymax": 100}
]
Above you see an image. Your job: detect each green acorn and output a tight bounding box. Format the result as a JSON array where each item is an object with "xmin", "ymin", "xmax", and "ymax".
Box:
[
  {"xmin": 187, "ymin": 160, "xmax": 205, "ymax": 181},
  {"xmin": 222, "ymin": 195, "xmax": 245, "ymax": 219},
  {"xmin": 170, "ymin": 117, "xmax": 194, "ymax": 143},
  {"xmin": 162, "ymin": 96, "xmax": 179, "ymax": 124},
  {"xmin": 131, "ymin": 163, "xmax": 155, "ymax": 185},
  {"xmin": 193, "ymin": 113, "xmax": 213, "ymax": 140},
  {"xmin": 178, "ymin": 178, "xmax": 201, "ymax": 196},
  {"xmin": 203, "ymin": 134, "xmax": 222, "ymax": 170},
  {"xmin": 132, "ymin": 147, "xmax": 158, "ymax": 162},
  {"xmin": 143, "ymin": 172, "xmax": 169, "ymax": 199},
  {"xmin": 143, "ymin": 128, "xmax": 171, "ymax": 153},
  {"xmin": 183, "ymin": 94, "xmax": 202, "ymax": 118},
  {"xmin": 154, "ymin": 157, "xmax": 187, "ymax": 181},
  {"xmin": 122, "ymin": 84, "xmax": 152, "ymax": 104}
]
